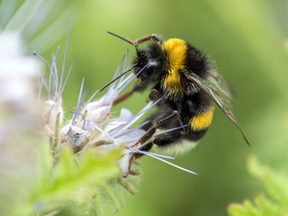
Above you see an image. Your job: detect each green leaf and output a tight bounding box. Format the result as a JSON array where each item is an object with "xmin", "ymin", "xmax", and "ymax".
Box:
[
  {"xmin": 20, "ymin": 147, "xmax": 122, "ymax": 215},
  {"xmin": 228, "ymin": 156, "xmax": 288, "ymax": 216},
  {"xmin": 248, "ymin": 156, "xmax": 288, "ymax": 211},
  {"xmin": 228, "ymin": 200, "xmax": 259, "ymax": 216},
  {"xmin": 254, "ymin": 194, "xmax": 279, "ymax": 215}
]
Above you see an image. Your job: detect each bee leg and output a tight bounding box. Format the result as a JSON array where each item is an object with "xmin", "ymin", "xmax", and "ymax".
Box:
[
  {"xmin": 153, "ymin": 132, "xmax": 182, "ymax": 147},
  {"xmin": 153, "ymin": 128, "xmax": 208, "ymax": 148},
  {"xmin": 141, "ymin": 112, "xmax": 159, "ymax": 131},
  {"xmin": 124, "ymin": 141, "xmax": 153, "ymax": 178},
  {"xmin": 112, "ymin": 90, "xmax": 133, "ymax": 106},
  {"xmin": 141, "ymin": 109, "xmax": 186, "ymax": 133},
  {"xmin": 133, "ymin": 111, "xmax": 179, "ymax": 146},
  {"xmin": 132, "ymin": 141, "xmax": 153, "ymax": 159},
  {"xmin": 146, "ymin": 88, "xmax": 162, "ymax": 102},
  {"xmin": 152, "ymin": 115, "xmax": 187, "ymax": 147},
  {"xmin": 113, "ymin": 82, "xmax": 145, "ymax": 106},
  {"xmin": 176, "ymin": 114, "xmax": 187, "ymax": 133},
  {"xmin": 134, "ymin": 34, "xmax": 163, "ymax": 45},
  {"xmin": 107, "ymin": 32, "xmax": 162, "ymax": 52}
]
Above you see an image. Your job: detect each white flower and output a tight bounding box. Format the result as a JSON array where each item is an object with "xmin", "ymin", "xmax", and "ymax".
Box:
[
  {"xmin": 35, "ymin": 24, "xmax": 74, "ymax": 142},
  {"xmin": 58, "ymin": 54, "xmax": 156, "ymax": 176},
  {"xmin": 0, "ymin": 32, "xmax": 37, "ymax": 108},
  {"xmin": 0, "ymin": 31, "xmax": 41, "ymax": 178}
]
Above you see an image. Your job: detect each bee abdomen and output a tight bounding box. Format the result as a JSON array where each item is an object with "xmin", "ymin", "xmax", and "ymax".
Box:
[{"xmin": 189, "ymin": 107, "xmax": 214, "ymax": 131}]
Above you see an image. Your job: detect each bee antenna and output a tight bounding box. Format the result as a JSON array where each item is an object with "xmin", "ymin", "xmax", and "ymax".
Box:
[
  {"xmin": 100, "ymin": 64, "xmax": 137, "ymax": 92},
  {"xmin": 107, "ymin": 31, "xmax": 138, "ymax": 51}
]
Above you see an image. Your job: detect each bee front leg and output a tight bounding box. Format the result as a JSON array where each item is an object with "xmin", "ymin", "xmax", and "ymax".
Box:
[
  {"xmin": 113, "ymin": 82, "xmax": 145, "ymax": 106},
  {"xmin": 112, "ymin": 91, "xmax": 133, "ymax": 106}
]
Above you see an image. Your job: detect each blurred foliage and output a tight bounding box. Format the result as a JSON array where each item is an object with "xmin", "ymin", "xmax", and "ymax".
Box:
[
  {"xmin": 4, "ymin": 145, "xmax": 123, "ymax": 216},
  {"xmin": 0, "ymin": 0, "xmax": 81, "ymax": 53},
  {"xmin": 1, "ymin": 0, "xmax": 288, "ymax": 215},
  {"xmin": 228, "ymin": 156, "xmax": 288, "ymax": 216}
]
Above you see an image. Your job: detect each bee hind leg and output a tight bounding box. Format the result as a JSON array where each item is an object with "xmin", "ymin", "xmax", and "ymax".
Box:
[
  {"xmin": 132, "ymin": 141, "xmax": 153, "ymax": 159},
  {"xmin": 132, "ymin": 111, "xmax": 179, "ymax": 146},
  {"xmin": 153, "ymin": 131, "xmax": 182, "ymax": 147}
]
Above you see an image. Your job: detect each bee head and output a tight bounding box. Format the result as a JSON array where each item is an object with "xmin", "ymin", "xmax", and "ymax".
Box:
[
  {"xmin": 100, "ymin": 32, "xmax": 164, "ymax": 92},
  {"xmin": 132, "ymin": 46, "xmax": 165, "ymax": 84}
]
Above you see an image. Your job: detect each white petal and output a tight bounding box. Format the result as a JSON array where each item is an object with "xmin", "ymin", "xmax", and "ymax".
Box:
[
  {"xmin": 0, "ymin": 78, "xmax": 35, "ymax": 106},
  {"xmin": 0, "ymin": 32, "xmax": 24, "ymax": 58},
  {"xmin": 117, "ymin": 154, "xmax": 132, "ymax": 175},
  {"xmin": 86, "ymin": 106, "xmax": 110, "ymax": 124},
  {"xmin": 42, "ymin": 100, "xmax": 63, "ymax": 132},
  {"xmin": 118, "ymin": 108, "xmax": 133, "ymax": 122},
  {"xmin": 84, "ymin": 100, "xmax": 101, "ymax": 111}
]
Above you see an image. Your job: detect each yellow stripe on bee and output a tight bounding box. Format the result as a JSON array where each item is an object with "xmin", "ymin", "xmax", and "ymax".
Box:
[
  {"xmin": 190, "ymin": 107, "xmax": 214, "ymax": 131},
  {"xmin": 162, "ymin": 39, "xmax": 187, "ymax": 95}
]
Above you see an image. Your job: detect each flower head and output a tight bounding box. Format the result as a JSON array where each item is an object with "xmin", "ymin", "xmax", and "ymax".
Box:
[
  {"xmin": 58, "ymin": 52, "xmax": 160, "ymax": 176},
  {"xmin": 35, "ymin": 23, "xmax": 74, "ymax": 144}
]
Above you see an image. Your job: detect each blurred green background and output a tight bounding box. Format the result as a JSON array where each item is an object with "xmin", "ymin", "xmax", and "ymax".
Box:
[{"xmin": 24, "ymin": 0, "xmax": 288, "ymax": 215}]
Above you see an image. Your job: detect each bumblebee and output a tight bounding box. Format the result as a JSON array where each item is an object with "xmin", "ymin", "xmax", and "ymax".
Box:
[{"xmin": 101, "ymin": 32, "xmax": 249, "ymax": 153}]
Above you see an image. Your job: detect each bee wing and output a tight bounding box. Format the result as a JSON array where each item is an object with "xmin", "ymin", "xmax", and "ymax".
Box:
[
  {"xmin": 207, "ymin": 69, "xmax": 236, "ymax": 101},
  {"xmin": 184, "ymin": 72, "xmax": 250, "ymax": 146}
]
